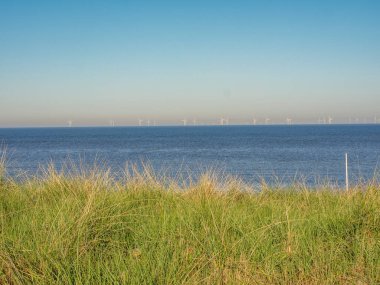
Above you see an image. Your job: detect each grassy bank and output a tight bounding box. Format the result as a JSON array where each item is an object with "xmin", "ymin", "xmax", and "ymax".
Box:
[{"xmin": 0, "ymin": 166, "xmax": 379, "ymax": 284}]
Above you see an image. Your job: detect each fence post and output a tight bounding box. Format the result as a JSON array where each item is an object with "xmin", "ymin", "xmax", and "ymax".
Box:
[{"xmin": 345, "ymin": 153, "xmax": 349, "ymax": 192}]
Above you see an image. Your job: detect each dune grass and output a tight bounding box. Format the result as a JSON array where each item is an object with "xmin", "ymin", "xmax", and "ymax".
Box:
[{"xmin": 0, "ymin": 164, "xmax": 379, "ymax": 285}]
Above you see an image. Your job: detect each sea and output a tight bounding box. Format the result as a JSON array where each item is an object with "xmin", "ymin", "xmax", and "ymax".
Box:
[{"xmin": 0, "ymin": 125, "xmax": 379, "ymax": 187}]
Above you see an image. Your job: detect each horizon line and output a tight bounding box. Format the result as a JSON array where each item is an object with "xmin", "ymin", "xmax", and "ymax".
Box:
[{"xmin": 0, "ymin": 122, "xmax": 379, "ymax": 129}]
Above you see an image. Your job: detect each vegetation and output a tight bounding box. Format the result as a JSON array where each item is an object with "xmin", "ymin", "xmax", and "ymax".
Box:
[{"xmin": 0, "ymin": 164, "xmax": 379, "ymax": 284}]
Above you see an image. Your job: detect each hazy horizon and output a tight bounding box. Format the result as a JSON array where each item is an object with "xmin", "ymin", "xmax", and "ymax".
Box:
[{"xmin": 1, "ymin": 1, "xmax": 379, "ymax": 127}]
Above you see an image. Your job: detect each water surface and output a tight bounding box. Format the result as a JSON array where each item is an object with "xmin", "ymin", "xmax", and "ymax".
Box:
[{"xmin": 1, "ymin": 125, "xmax": 379, "ymax": 186}]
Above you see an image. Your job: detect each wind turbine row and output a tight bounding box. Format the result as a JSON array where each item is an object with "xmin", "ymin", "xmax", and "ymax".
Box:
[
  {"xmin": 317, "ymin": 117, "xmax": 333, "ymax": 124},
  {"xmin": 65, "ymin": 115, "xmax": 379, "ymax": 127}
]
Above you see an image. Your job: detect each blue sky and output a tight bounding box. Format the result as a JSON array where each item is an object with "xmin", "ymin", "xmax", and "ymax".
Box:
[{"xmin": 0, "ymin": 0, "xmax": 379, "ymax": 126}]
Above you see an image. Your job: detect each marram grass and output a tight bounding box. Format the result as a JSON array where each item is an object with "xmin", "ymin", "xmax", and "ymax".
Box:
[{"xmin": 0, "ymin": 164, "xmax": 379, "ymax": 285}]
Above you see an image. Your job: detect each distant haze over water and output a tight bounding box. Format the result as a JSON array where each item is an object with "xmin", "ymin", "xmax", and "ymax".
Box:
[
  {"xmin": 1, "ymin": 125, "xmax": 379, "ymax": 187},
  {"xmin": 1, "ymin": 117, "xmax": 379, "ymax": 128}
]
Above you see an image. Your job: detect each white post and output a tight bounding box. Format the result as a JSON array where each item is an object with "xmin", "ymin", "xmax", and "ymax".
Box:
[{"xmin": 345, "ymin": 153, "xmax": 349, "ymax": 191}]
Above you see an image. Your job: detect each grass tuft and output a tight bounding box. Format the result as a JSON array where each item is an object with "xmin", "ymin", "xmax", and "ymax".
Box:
[{"xmin": 0, "ymin": 164, "xmax": 379, "ymax": 284}]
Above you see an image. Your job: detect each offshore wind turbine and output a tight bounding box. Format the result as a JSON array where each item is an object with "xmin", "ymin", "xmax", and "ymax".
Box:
[
  {"xmin": 265, "ymin": 118, "xmax": 270, "ymax": 125},
  {"xmin": 286, "ymin": 118, "xmax": 292, "ymax": 125},
  {"xmin": 138, "ymin": 119, "xmax": 143, "ymax": 126},
  {"xmin": 109, "ymin": 120, "xmax": 115, "ymax": 127},
  {"xmin": 328, "ymin": 116, "xmax": 333, "ymax": 125},
  {"xmin": 181, "ymin": 119, "xmax": 187, "ymax": 126},
  {"xmin": 252, "ymin": 118, "xmax": 257, "ymax": 125},
  {"xmin": 220, "ymin": 117, "xmax": 229, "ymax": 126},
  {"xmin": 193, "ymin": 118, "xmax": 197, "ymax": 125},
  {"xmin": 67, "ymin": 120, "xmax": 73, "ymax": 127}
]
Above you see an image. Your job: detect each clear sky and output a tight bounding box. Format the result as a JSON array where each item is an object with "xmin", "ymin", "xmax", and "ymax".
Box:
[{"xmin": 1, "ymin": 0, "xmax": 379, "ymax": 127}]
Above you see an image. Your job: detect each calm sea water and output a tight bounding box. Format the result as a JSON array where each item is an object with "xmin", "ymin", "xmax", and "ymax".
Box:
[{"xmin": 1, "ymin": 125, "xmax": 379, "ymax": 186}]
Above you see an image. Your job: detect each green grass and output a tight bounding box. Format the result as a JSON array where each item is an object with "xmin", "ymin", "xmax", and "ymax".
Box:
[{"xmin": 0, "ymin": 165, "xmax": 379, "ymax": 284}]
